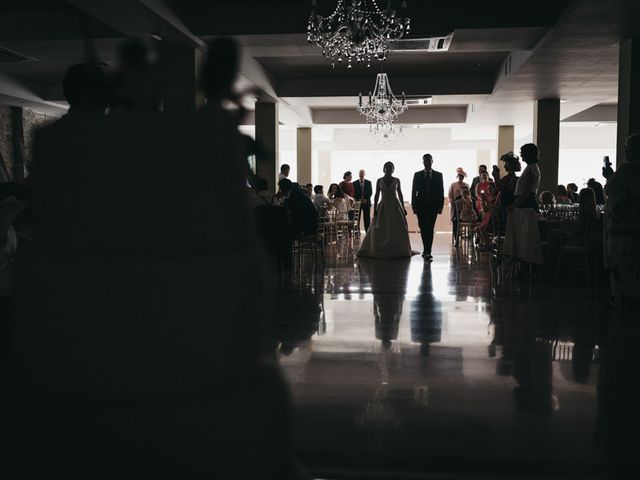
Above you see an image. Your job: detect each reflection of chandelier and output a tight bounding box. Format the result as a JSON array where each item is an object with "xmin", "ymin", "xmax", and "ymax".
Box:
[
  {"xmin": 370, "ymin": 122, "xmax": 404, "ymax": 145},
  {"xmin": 357, "ymin": 73, "xmax": 407, "ymax": 124},
  {"xmin": 307, "ymin": 0, "xmax": 410, "ymax": 68}
]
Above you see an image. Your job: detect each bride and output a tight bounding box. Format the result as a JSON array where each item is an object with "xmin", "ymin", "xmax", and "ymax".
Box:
[{"xmin": 358, "ymin": 162, "xmax": 414, "ymax": 259}]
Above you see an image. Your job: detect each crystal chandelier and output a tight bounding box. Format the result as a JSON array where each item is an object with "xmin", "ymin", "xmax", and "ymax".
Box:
[
  {"xmin": 357, "ymin": 73, "xmax": 408, "ymax": 124},
  {"xmin": 307, "ymin": 0, "xmax": 410, "ymax": 68},
  {"xmin": 370, "ymin": 122, "xmax": 404, "ymax": 145}
]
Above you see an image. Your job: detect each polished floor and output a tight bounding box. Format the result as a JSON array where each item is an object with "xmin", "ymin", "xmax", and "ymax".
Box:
[{"xmin": 275, "ymin": 234, "xmax": 640, "ymax": 479}]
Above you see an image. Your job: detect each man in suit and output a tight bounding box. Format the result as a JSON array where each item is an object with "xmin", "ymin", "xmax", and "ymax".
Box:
[
  {"xmin": 470, "ymin": 164, "xmax": 488, "ymax": 208},
  {"xmin": 353, "ymin": 169, "xmax": 373, "ymax": 232},
  {"xmin": 411, "ymin": 154, "xmax": 445, "ymax": 261}
]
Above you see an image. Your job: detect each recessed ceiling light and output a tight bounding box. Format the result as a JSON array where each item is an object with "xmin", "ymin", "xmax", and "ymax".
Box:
[
  {"xmin": 149, "ymin": 33, "xmax": 162, "ymax": 41},
  {"xmin": 560, "ymin": 99, "xmax": 568, "ymax": 103}
]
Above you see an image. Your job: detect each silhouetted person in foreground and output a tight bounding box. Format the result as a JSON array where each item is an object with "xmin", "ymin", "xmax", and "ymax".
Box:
[
  {"xmin": 108, "ymin": 38, "xmax": 162, "ymax": 112},
  {"xmin": 603, "ymin": 133, "xmax": 640, "ymax": 312},
  {"xmin": 61, "ymin": 63, "xmax": 107, "ymax": 117},
  {"xmin": 1, "ymin": 37, "xmax": 303, "ymax": 479}
]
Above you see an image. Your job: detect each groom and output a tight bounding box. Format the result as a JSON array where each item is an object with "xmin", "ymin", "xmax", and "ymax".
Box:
[{"xmin": 411, "ymin": 154, "xmax": 444, "ymax": 261}]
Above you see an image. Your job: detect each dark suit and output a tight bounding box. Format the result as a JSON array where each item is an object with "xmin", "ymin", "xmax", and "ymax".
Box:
[
  {"xmin": 470, "ymin": 175, "xmax": 481, "ymax": 207},
  {"xmin": 411, "ymin": 169, "xmax": 445, "ymax": 256},
  {"xmin": 353, "ymin": 178, "xmax": 373, "ymax": 231}
]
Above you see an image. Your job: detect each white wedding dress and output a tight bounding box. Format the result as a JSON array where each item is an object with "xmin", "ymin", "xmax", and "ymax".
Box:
[{"xmin": 357, "ymin": 177, "xmax": 413, "ymax": 259}]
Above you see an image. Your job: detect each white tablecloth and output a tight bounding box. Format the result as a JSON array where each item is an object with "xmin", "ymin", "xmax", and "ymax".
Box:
[{"xmin": 503, "ymin": 208, "xmax": 543, "ymax": 264}]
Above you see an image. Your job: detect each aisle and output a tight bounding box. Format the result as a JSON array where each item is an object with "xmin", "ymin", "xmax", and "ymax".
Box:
[{"xmin": 278, "ymin": 233, "xmax": 609, "ymax": 479}]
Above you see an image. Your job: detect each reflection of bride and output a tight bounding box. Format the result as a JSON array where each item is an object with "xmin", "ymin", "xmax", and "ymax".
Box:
[
  {"xmin": 358, "ymin": 162, "xmax": 413, "ymax": 259},
  {"xmin": 358, "ymin": 256, "xmax": 411, "ymax": 349}
]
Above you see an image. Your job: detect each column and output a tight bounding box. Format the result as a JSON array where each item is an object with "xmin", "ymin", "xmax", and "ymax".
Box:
[
  {"xmin": 533, "ymin": 98, "xmax": 560, "ymax": 193},
  {"xmin": 296, "ymin": 127, "xmax": 312, "ymax": 185},
  {"xmin": 158, "ymin": 45, "xmax": 205, "ymax": 112},
  {"xmin": 317, "ymin": 151, "xmax": 332, "ymax": 191},
  {"xmin": 255, "ymin": 102, "xmax": 279, "ymax": 193},
  {"xmin": 497, "ymin": 125, "xmax": 515, "ymax": 176},
  {"xmin": 617, "ymin": 37, "xmax": 640, "ymax": 166}
]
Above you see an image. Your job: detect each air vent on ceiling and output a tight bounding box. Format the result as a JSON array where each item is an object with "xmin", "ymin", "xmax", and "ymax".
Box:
[
  {"xmin": 391, "ymin": 32, "xmax": 454, "ymax": 52},
  {"xmin": 0, "ymin": 45, "xmax": 38, "ymax": 63}
]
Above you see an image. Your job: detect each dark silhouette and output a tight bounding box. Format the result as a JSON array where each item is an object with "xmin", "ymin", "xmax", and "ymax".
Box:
[
  {"xmin": 511, "ymin": 143, "xmax": 541, "ymax": 211},
  {"xmin": 411, "ymin": 153, "xmax": 445, "ymax": 261},
  {"xmin": 496, "ymin": 151, "xmax": 520, "ymax": 208},
  {"xmin": 279, "ymin": 178, "xmax": 318, "ymax": 236},
  {"xmin": 1, "ymin": 36, "xmax": 302, "ymax": 479},
  {"xmin": 566, "ymin": 182, "xmax": 579, "ymax": 203},
  {"xmin": 108, "ymin": 38, "xmax": 162, "ymax": 112},
  {"xmin": 62, "ymin": 63, "xmax": 107, "ymax": 116},
  {"xmin": 586, "ymin": 178, "xmax": 605, "ymax": 205},
  {"xmin": 353, "ymin": 169, "xmax": 373, "ymax": 231}
]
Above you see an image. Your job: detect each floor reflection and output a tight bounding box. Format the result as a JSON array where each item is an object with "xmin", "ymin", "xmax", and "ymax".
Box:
[{"xmin": 280, "ymin": 234, "xmax": 630, "ymax": 478}]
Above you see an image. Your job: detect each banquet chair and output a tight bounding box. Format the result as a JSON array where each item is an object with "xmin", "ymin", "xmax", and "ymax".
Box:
[
  {"xmin": 336, "ymin": 201, "xmax": 360, "ymax": 242},
  {"xmin": 453, "ymin": 200, "xmax": 476, "ymax": 247},
  {"xmin": 292, "ymin": 206, "xmax": 326, "ymax": 280},
  {"xmin": 352, "ymin": 202, "xmax": 362, "ymax": 240}
]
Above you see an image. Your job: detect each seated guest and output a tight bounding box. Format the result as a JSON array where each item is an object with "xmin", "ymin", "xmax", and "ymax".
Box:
[
  {"xmin": 567, "ymin": 183, "xmax": 580, "ymax": 203},
  {"xmin": 556, "ymin": 185, "xmax": 572, "ymax": 205},
  {"xmin": 327, "ymin": 183, "xmax": 340, "ymax": 201},
  {"xmin": 279, "ymin": 178, "xmax": 317, "ymax": 236},
  {"xmin": 247, "ymin": 177, "xmax": 272, "ymax": 208},
  {"xmin": 332, "ymin": 187, "xmax": 354, "ymax": 221},
  {"xmin": 476, "ymin": 182, "xmax": 497, "ymax": 249},
  {"xmin": 587, "ymin": 178, "xmax": 605, "ymax": 205},
  {"xmin": 305, "ymin": 183, "xmax": 313, "ymax": 198},
  {"xmin": 312, "ymin": 185, "xmax": 331, "ymax": 211},
  {"xmin": 539, "ymin": 190, "xmax": 556, "ymax": 208},
  {"xmin": 455, "ymin": 188, "xmax": 477, "ymax": 224}
]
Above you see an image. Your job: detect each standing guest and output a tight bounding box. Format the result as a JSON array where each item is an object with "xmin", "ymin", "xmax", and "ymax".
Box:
[
  {"xmin": 278, "ymin": 164, "xmax": 290, "ymax": 182},
  {"xmin": 602, "ymin": 133, "xmax": 640, "ymax": 310},
  {"xmin": 587, "ymin": 178, "xmax": 605, "ymax": 205},
  {"xmin": 556, "ymin": 185, "xmax": 572, "ymax": 205},
  {"xmin": 411, "ymin": 153, "xmax": 445, "ymax": 261},
  {"xmin": 339, "ymin": 171, "xmax": 355, "ymax": 199},
  {"xmin": 312, "ymin": 185, "xmax": 331, "ymax": 211},
  {"xmin": 510, "ymin": 143, "xmax": 541, "ymax": 211},
  {"xmin": 305, "ymin": 183, "xmax": 313, "ymax": 198},
  {"xmin": 353, "ymin": 169, "xmax": 373, "ymax": 232},
  {"xmin": 279, "ymin": 178, "xmax": 317, "ymax": 236},
  {"xmin": 567, "ymin": 183, "xmax": 580, "ymax": 203},
  {"xmin": 496, "ymin": 152, "xmax": 521, "ymax": 208},
  {"xmin": 470, "ymin": 164, "xmax": 489, "ymax": 207},
  {"xmin": 448, "ymin": 167, "xmax": 469, "ymax": 243}
]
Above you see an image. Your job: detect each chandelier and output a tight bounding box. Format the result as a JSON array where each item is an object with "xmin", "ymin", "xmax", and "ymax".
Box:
[
  {"xmin": 370, "ymin": 122, "xmax": 404, "ymax": 145},
  {"xmin": 307, "ymin": 0, "xmax": 411, "ymax": 68},
  {"xmin": 357, "ymin": 73, "xmax": 407, "ymax": 124}
]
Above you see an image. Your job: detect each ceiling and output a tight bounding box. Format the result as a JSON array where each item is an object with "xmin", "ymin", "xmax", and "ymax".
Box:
[{"xmin": 0, "ymin": 0, "xmax": 638, "ymax": 136}]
